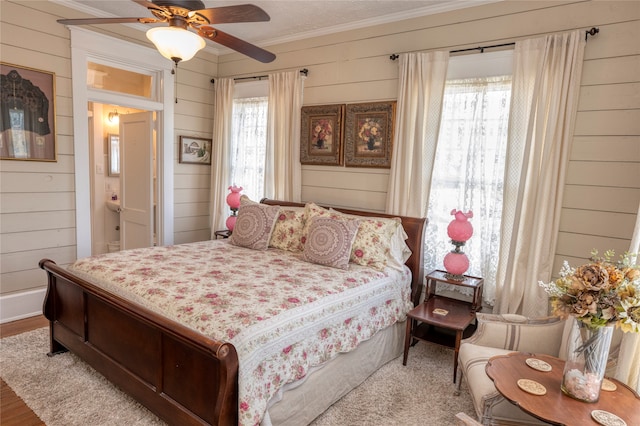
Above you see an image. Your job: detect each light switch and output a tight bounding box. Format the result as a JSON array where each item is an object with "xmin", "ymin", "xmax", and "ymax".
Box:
[{"xmin": 96, "ymin": 164, "xmax": 104, "ymax": 174}]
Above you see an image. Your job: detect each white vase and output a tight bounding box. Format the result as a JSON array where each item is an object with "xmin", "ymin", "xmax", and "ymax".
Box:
[{"xmin": 561, "ymin": 319, "xmax": 613, "ymax": 403}]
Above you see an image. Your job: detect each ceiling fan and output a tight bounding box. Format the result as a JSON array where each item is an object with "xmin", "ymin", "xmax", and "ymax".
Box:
[{"xmin": 57, "ymin": 0, "xmax": 276, "ymax": 64}]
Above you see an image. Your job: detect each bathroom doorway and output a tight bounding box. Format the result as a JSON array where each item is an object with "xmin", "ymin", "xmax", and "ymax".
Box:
[
  {"xmin": 70, "ymin": 27, "xmax": 175, "ymax": 259},
  {"xmin": 90, "ymin": 104, "xmax": 156, "ymax": 254}
]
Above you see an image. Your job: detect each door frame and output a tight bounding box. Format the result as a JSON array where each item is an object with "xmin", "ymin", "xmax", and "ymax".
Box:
[{"xmin": 69, "ymin": 27, "xmax": 174, "ymax": 258}]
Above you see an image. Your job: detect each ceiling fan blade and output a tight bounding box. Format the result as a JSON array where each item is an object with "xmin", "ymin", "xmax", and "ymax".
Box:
[
  {"xmin": 195, "ymin": 4, "xmax": 270, "ymax": 24},
  {"xmin": 130, "ymin": 0, "xmax": 165, "ymax": 12},
  {"xmin": 198, "ymin": 26, "xmax": 275, "ymax": 63},
  {"xmin": 58, "ymin": 17, "xmax": 156, "ymax": 25}
]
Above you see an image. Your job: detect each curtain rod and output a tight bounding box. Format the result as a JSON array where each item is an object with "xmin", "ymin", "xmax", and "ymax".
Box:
[
  {"xmin": 389, "ymin": 27, "xmax": 599, "ymax": 61},
  {"xmin": 210, "ymin": 68, "xmax": 308, "ymax": 84}
]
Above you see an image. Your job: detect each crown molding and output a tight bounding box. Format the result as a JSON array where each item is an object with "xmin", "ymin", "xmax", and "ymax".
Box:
[
  {"xmin": 51, "ymin": 0, "xmax": 503, "ymax": 57},
  {"xmin": 259, "ymin": 0, "xmax": 502, "ymax": 47}
]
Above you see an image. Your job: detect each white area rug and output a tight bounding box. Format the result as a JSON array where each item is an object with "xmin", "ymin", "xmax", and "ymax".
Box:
[{"xmin": 0, "ymin": 328, "xmax": 475, "ymax": 425}]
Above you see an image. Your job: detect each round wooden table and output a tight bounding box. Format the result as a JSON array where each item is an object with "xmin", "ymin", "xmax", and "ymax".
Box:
[{"xmin": 485, "ymin": 352, "xmax": 640, "ymax": 426}]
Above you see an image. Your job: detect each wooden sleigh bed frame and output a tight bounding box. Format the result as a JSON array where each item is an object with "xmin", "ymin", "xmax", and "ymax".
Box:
[{"xmin": 39, "ymin": 199, "xmax": 426, "ymax": 425}]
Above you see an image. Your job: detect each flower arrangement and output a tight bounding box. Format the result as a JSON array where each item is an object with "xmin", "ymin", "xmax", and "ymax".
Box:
[
  {"xmin": 540, "ymin": 250, "xmax": 639, "ymax": 402},
  {"xmin": 538, "ymin": 249, "xmax": 640, "ymax": 332}
]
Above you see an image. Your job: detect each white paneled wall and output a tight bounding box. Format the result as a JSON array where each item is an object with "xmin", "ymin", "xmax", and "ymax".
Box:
[
  {"xmin": 217, "ymin": 0, "xmax": 639, "ymax": 269},
  {"xmin": 173, "ymin": 64, "xmax": 216, "ymax": 244},
  {"xmin": 0, "ymin": 0, "xmax": 216, "ymax": 321},
  {"xmin": 1, "ymin": 0, "xmax": 638, "ymax": 321}
]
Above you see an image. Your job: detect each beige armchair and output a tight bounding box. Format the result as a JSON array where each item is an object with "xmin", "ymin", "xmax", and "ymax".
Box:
[{"xmin": 455, "ymin": 313, "xmax": 568, "ymax": 425}]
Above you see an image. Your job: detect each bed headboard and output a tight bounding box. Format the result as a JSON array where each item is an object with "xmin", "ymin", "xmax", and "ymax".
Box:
[{"xmin": 260, "ymin": 199, "xmax": 427, "ymax": 307}]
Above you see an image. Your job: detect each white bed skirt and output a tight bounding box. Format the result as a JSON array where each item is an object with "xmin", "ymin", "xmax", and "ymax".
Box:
[{"xmin": 263, "ymin": 319, "xmax": 406, "ymax": 426}]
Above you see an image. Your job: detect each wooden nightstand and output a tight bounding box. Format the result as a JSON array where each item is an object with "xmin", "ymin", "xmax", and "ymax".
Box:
[
  {"xmin": 426, "ymin": 269, "xmax": 484, "ymax": 312},
  {"xmin": 214, "ymin": 229, "xmax": 231, "ymax": 239},
  {"xmin": 403, "ymin": 297, "xmax": 476, "ymax": 382},
  {"xmin": 403, "ymin": 269, "xmax": 484, "ymax": 382}
]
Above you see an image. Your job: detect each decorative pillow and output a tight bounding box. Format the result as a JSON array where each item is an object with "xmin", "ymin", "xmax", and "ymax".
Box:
[
  {"xmin": 386, "ymin": 224, "xmax": 413, "ymax": 271},
  {"xmin": 301, "ymin": 202, "xmax": 341, "ymax": 245},
  {"xmin": 302, "ymin": 216, "xmax": 360, "ymax": 270},
  {"xmin": 329, "ymin": 209, "xmax": 402, "ymax": 271},
  {"xmin": 269, "ymin": 206, "xmax": 306, "ymax": 252},
  {"xmin": 239, "ymin": 194, "xmax": 257, "ymax": 206},
  {"xmin": 229, "ymin": 203, "xmax": 280, "ymax": 250}
]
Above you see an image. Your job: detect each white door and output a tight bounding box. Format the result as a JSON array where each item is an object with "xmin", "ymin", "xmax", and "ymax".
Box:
[{"xmin": 120, "ymin": 111, "xmax": 155, "ymax": 250}]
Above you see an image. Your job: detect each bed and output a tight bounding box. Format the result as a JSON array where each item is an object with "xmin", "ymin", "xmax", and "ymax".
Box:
[{"xmin": 39, "ymin": 199, "xmax": 426, "ymax": 426}]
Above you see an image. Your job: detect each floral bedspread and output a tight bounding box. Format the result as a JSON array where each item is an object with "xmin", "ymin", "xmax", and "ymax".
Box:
[{"xmin": 68, "ymin": 240, "xmax": 413, "ymax": 426}]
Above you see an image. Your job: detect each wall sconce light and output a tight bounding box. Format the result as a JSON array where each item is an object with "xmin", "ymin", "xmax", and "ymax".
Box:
[{"xmin": 108, "ymin": 110, "xmax": 119, "ymax": 124}]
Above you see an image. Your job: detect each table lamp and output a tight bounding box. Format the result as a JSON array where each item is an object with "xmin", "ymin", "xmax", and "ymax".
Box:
[
  {"xmin": 443, "ymin": 209, "xmax": 473, "ymax": 280},
  {"xmin": 225, "ymin": 185, "xmax": 243, "ymax": 231}
]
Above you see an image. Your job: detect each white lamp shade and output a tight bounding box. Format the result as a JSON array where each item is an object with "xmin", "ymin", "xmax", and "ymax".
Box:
[{"xmin": 146, "ymin": 27, "xmax": 206, "ymax": 62}]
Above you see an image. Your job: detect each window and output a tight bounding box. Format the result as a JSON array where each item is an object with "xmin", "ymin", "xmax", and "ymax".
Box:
[
  {"xmin": 87, "ymin": 62, "xmax": 153, "ymax": 98},
  {"xmin": 424, "ymin": 51, "xmax": 513, "ymax": 304},
  {"xmin": 230, "ymin": 95, "xmax": 268, "ymax": 202}
]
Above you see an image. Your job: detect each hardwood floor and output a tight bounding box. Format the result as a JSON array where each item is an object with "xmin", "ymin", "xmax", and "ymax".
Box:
[{"xmin": 1, "ymin": 315, "xmax": 48, "ymax": 426}]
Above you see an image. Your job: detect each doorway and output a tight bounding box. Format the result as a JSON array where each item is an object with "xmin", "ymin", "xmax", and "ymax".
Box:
[
  {"xmin": 90, "ymin": 104, "xmax": 156, "ymax": 254},
  {"xmin": 69, "ymin": 27, "xmax": 175, "ymax": 259}
]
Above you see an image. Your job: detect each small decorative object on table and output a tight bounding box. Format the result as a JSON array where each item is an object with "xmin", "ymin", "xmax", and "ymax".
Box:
[
  {"xmin": 539, "ymin": 249, "xmax": 640, "ymax": 403},
  {"xmin": 443, "ymin": 209, "xmax": 473, "ymax": 280},
  {"xmin": 225, "ymin": 185, "xmax": 243, "ymax": 231}
]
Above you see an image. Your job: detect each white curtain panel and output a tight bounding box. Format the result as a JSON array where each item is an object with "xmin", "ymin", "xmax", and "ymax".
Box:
[
  {"xmin": 494, "ymin": 30, "xmax": 586, "ymax": 316},
  {"xmin": 209, "ymin": 78, "xmax": 235, "ymax": 236},
  {"xmin": 386, "ymin": 51, "xmax": 449, "ymax": 217},
  {"xmin": 615, "ymin": 201, "xmax": 640, "ymax": 391},
  {"xmin": 265, "ymin": 71, "xmax": 305, "ymax": 202}
]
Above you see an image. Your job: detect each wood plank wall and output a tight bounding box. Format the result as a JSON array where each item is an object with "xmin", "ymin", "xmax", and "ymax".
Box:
[
  {"xmin": 218, "ymin": 0, "xmax": 640, "ymax": 274},
  {"xmin": 0, "ymin": 0, "xmax": 216, "ymax": 304},
  {"xmin": 173, "ymin": 67, "xmax": 216, "ymax": 244},
  {"xmin": 0, "ymin": 0, "xmax": 638, "ymax": 313}
]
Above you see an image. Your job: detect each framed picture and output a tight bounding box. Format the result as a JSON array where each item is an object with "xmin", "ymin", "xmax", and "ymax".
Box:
[
  {"xmin": 300, "ymin": 104, "xmax": 344, "ymax": 166},
  {"xmin": 344, "ymin": 101, "xmax": 396, "ymax": 168},
  {"xmin": 179, "ymin": 136, "xmax": 212, "ymax": 165},
  {"xmin": 1, "ymin": 62, "xmax": 56, "ymax": 161}
]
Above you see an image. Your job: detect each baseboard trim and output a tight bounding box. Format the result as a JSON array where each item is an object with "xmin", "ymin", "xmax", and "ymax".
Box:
[{"xmin": 0, "ymin": 289, "xmax": 46, "ymax": 324}]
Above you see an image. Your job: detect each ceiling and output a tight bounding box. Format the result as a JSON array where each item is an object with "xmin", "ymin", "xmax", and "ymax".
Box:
[{"xmin": 56, "ymin": 0, "xmax": 499, "ymax": 55}]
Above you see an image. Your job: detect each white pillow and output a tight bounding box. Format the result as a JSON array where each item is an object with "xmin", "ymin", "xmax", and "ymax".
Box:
[{"xmin": 386, "ymin": 224, "xmax": 413, "ymax": 272}]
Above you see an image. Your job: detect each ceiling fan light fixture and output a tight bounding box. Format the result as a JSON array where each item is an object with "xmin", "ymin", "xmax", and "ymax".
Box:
[{"xmin": 146, "ymin": 26, "xmax": 206, "ymax": 63}]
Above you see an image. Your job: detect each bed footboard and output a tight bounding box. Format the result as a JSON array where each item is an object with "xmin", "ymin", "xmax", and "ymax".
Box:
[{"xmin": 39, "ymin": 259, "xmax": 239, "ymax": 426}]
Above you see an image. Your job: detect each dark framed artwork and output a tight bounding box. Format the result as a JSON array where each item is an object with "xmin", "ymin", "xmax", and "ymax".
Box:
[
  {"xmin": 344, "ymin": 101, "xmax": 396, "ymax": 168},
  {"xmin": 0, "ymin": 62, "xmax": 56, "ymax": 161},
  {"xmin": 300, "ymin": 104, "xmax": 345, "ymax": 166},
  {"xmin": 179, "ymin": 136, "xmax": 212, "ymax": 165}
]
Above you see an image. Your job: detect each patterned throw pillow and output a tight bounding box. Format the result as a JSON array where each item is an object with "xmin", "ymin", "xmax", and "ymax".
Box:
[
  {"xmin": 301, "ymin": 202, "xmax": 340, "ymax": 245},
  {"xmin": 302, "ymin": 216, "xmax": 360, "ymax": 270},
  {"xmin": 239, "ymin": 194, "xmax": 257, "ymax": 206},
  {"xmin": 330, "ymin": 209, "xmax": 401, "ymax": 271},
  {"xmin": 269, "ymin": 207, "xmax": 306, "ymax": 252},
  {"xmin": 229, "ymin": 203, "xmax": 280, "ymax": 250}
]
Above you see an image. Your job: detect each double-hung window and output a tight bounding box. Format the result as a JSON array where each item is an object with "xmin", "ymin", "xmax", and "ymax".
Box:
[
  {"xmin": 229, "ymin": 81, "xmax": 268, "ymax": 202},
  {"xmin": 424, "ymin": 51, "xmax": 513, "ymax": 304}
]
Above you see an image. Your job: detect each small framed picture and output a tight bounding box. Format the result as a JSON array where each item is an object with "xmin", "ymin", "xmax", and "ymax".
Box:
[
  {"xmin": 300, "ymin": 104, "xmax": 345, "ymax": 166},
  {"xmin": 344, "ymin": 101, "xmax": 396, "ymax": 168},
  {"xmin": 1, "ymin": 62, "xmax": 57, "ymax": 161},
  {"xmin": 179, "ymin": 136, "xmax": 212, "ymax": 165}
]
